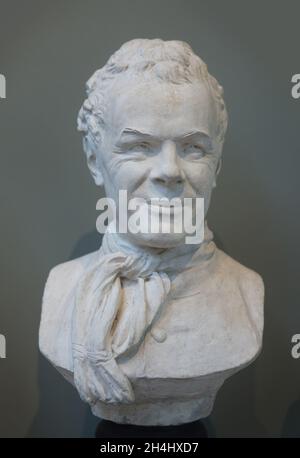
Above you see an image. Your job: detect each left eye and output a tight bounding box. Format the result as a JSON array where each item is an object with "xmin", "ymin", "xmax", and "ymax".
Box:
[{"xmin": 183, "ymin": 144, "xmax": 205, "ymax": 159}]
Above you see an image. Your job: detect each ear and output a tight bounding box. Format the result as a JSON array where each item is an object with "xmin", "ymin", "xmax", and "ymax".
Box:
[
  {"xmin": 212, "ymin": 158, "xmax": 222, "ymax": 188},
  {"xmin": 83, "ymin": 137, "xmax": 104, "ymax": 186}
]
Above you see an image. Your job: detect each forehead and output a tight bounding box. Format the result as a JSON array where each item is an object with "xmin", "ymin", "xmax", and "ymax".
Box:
[{"xmin": 105, "ymin": 79, "xmax": 218, "ymax": 142}]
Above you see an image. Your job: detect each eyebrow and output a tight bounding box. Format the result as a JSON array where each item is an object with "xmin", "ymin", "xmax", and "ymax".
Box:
[{"xmin": 117, "ymin": 127, "xmax": 212, "ymax": 143}]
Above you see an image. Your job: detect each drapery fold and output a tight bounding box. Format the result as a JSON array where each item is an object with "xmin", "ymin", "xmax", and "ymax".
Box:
[{"xmin": 72, "ymin": 249, "xmax": 171, "ymax": 404}]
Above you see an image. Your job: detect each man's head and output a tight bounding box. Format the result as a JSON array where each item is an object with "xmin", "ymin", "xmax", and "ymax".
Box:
[{"xmin": 78, "ymin": 39, "xmax": 228, "ymax": 247}]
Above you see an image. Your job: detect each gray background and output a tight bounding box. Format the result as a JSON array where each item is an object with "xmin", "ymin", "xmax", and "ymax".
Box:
[{"xmin": 0, "ymin": 0, "xmax": 300, "ymax": 437}]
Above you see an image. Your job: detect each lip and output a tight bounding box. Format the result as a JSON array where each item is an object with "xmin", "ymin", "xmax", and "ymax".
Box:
[
  {"xmin": 145, "ymin": 202, "xmax": 184, "ymax": 216},
  {"xmin": 145, "ymin": 198, "xmax": 184, "ymax": 208}
]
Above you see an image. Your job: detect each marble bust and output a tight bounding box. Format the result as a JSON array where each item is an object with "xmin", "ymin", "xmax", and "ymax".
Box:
[{"xmin": 39, "ymin": 39, "xmax": 264, "ymax": 426}]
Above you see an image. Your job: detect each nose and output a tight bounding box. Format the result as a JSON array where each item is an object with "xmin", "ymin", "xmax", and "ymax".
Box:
[{"xmin": 150, "ymin": 140, "xmax": 184, "ymax": 187}]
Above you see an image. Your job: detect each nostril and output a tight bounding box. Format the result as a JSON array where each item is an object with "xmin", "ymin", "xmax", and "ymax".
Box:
[
  {"xmin": 155, "ymin": 177, "xmax": 167, "ymax": 185},
  {"xmin": 154, "ymin": 176, "xmax": 183, "ymax": 186}
]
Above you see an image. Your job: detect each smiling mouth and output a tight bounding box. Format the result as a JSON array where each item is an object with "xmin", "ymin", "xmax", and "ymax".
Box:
[
  {"xmin": 144, "ymin": 200, "xmax": 184, "ymax": 216},
  {"xmin": 145, "ymin": 198, "xmax": 183, "ymax": 208}
]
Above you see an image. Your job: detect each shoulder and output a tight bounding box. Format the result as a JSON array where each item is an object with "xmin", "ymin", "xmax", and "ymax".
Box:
[
  {"xmin": 39, "ymin": 251, "xmax": 99, "ymax": 371},
  {"xmin": 49, "ymin": 249, "xmax": 99, "ymax": 280},
  {"xmin": 216, "ymin": 249, "xmax": 264, "ymax": 300},
  {"xmin": 41, "ymin": 250, "xmax": 100, "ymax": 315},
  {"xmin": 216, "ymin": 249, "xmax": 264, "ymax": 290},
  {"xmin": 216, "ymin": 248, "xmax": 264, "ymax": 342}
]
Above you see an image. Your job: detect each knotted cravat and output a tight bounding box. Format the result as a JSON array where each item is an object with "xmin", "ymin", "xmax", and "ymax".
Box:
[{"xmin": 71, "ymin": 223, "xmax": 215, "ymax": 405}]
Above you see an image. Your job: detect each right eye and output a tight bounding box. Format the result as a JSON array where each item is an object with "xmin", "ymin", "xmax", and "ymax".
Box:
[{"xmin": 128, "ymin": 142, "xmax": 151, "ymax": 152}]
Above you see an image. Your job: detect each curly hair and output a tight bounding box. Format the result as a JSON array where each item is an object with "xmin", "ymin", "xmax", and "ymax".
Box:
[{"xmin": 77, "ymin": 39, "xmax": 228, "ymax": 153}]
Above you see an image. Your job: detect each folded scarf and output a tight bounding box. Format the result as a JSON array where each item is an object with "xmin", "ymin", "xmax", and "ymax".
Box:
[{"xmin": 72, "ymin": 223, "xmax": 214, "ymax": 405}]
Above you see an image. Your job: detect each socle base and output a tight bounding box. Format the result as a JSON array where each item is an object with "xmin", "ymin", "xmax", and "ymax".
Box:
[{"xmin": 92, "ymin": 396, "xmax": 216, "ymax": 426}]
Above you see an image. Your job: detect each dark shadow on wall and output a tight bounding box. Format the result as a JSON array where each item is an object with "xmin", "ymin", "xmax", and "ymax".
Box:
[
  {"xmin": 68, "ymin": 230, "xmax": 103, "ymax": 261},
  {"xmin": 209, "ymin": 363, "xmax": 269, "ymax": 437},
  {"xmin": 27, "ymin": 355, "xmax": 99, "ymax": 437},
  {"xmin": 281, "ymin": 399, "xmax": 300, "ymax": 438}
]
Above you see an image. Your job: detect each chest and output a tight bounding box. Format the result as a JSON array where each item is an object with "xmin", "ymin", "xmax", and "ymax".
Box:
[{"xmin": 119, "ymin": 285, "xmax": 259, "ymax": 380}]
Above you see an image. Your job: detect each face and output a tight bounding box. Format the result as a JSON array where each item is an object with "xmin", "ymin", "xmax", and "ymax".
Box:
[{"xmin": 93, "ymin": 78, "xmax": 221, "ymax": 248}]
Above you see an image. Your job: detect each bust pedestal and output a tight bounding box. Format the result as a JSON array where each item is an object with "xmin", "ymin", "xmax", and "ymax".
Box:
[{"xmin": 91, "ymin": 368, "xmax": 238, "ymax": 426}]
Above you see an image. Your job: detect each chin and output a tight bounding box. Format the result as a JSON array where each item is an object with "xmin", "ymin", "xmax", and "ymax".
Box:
[{"xmin": 128, "ymin": 231, "xmax": 186, "ymax": 249}]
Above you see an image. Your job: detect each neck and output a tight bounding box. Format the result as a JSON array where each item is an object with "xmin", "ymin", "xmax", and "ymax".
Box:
[{"xmin": 101, "ymin": 221, "xmax": 215, "ymax": 276}]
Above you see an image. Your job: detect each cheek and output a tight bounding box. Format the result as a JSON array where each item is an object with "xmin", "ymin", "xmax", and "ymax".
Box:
[
  {"xmin": 106, "ymin": 156, "xmax": 150, "ymax": 194},
  {"xmin": 183, "ymin": 158, "xmax": 216, "ymax": 195}
]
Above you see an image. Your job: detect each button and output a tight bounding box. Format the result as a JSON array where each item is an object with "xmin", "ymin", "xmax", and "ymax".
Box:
[{"xmin": 151, "ymin": 327, "xmax": 167, "ymax": 343}]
